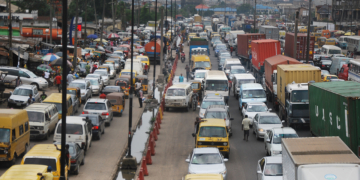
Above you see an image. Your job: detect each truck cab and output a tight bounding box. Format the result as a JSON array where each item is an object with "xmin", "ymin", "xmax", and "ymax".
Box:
[
  {"xmin": 284, "ymin": 82, "xmax": 310, "ymax": 127},
  {"xmin": 338, "ymin": 64, "xmax": 349, "ymax": 80}
]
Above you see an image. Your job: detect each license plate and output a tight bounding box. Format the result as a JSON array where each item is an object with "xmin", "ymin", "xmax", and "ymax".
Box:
[{"xmin": 16, "ymin": 103, "xmax": 21, "ymax": 106}]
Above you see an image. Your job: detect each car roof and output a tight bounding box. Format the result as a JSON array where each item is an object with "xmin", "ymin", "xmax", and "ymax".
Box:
[
  {"xmin": 193, "ymin": 147, "xmax": 220, "ymax": 154},
  {"xmin": 271, "ymin": 127, "xmax": 297, "ymax": 134},
  {"xmin": 59, "ymin": 116, "xmax": 87, "ymax": 124},
  {"xmin": 16, "ymin": 84, "xmax": 35, "ymax": 90},
  {"xmin": 264, "ymin": 156, "xmax": 282, "ymax": 164},
  {"xmin": 206, "ymin": 105, "xmax": 227, "ymax": 111},
  {"xmin": 258, "ymin": 112, "xmax": 278, "ymax": 116},
  {"xmin": 86, "ymin": 98, "xmax": 108, "ymax": 103},
  {"xmin": 169, "ymin": 83, "xmax": 191, "ymax": 89},
  {"xmin": 247, "ymin": 102, "xmax": 266, "ymax": 105},
  {"xmin": 71, "ymin": 79, "xmax": 88, "ymax": 83}
]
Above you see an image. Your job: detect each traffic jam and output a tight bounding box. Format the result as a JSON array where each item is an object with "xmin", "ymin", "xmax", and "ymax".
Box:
[{"xmin": 0, "ymin": 11, "xmax": 360, "ymax": 180}]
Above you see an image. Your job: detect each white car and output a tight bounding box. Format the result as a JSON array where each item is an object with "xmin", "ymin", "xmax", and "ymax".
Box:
[
  {"xmin": 85, "ymin": 78, "xmax": 103, "ymax": 95},
  {"xmin": 69, "ymin": 80, "xmax": 92, "ymax": 102},
  {"xmin": 198, "ymin": 95, "xmax": 225, "ymax": 118},
  {"xmin": 241, "ymin": 102, "xmax": 270, "ymax": 124},
  {"xmin": 264, "ymin": 127, "xmax": 298, "ymax": 156},
  {"xmin": 8, "ymin": 85, "xmax": 40, "ymax": 108},
  {"xmin": 257, "ymin": 156, "xmax": 283, "ymax": 180},
  {"xmin": 252, "ymin": 112, "xmax": 283, "ymax": 139},
  {"xmin": 93, "ymin": 69, "xmax": 110, "ymax": 86},
  {"xmin": 186, "ymin": 148, "xmax": 228, "ymax": 180}
]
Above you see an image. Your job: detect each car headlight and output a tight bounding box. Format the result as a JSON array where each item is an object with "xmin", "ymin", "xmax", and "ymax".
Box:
[
  {"xmin": 272, "ymin": 150, "xmax": 281, "ymax": 155},
  {"xmin": 223, "ymin": 142, "xmax": 228, "ymax": 146},
  {"xmin": 81, "ymin": 92, "xmax": 85, "ymax": 95},
  {"xmin": 258, "ymin": 128, "xmax": 264, "ymax": 132},
  {"xmin": 8, "ymin": 99, "xmax": 14, "ymax": 103}
]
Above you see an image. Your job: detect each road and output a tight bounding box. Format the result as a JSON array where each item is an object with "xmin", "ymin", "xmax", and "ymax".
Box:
[
  {"xmin": 146, "ymin": 41, "xmax": 312, "ymax": 180},
  {"xmin": 0, "ymin": 63, "xmax": 161, "ymax": 180}
]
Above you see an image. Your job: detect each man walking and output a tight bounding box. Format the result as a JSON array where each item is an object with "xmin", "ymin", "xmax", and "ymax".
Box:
[
  {"xmin": 179, "ymin": 74, "xmax": 184, "ymax": 82},
  {"xmin": 67, "ymin": 71, "xmax": 74, "ymax": 85},
  {"xmin": 54, "ymin": 74, "xmax": 62, "ymax": 93},
  {"xmin": 85, "ymin": 63, "xmax": 91, "ymax": 75},
  {"xmin": 138, "ymin": 89, "xmax": 143, "ymax": 108},
  {"xmin": 242, "ymin": 115, "xmax": 252, "ymax": 141},
  {"xmin": 185, "ymin": 65, "xmax": 190, "ymax": 82},
  {"xmin": 12, "ymin": 76, "xmax": 22, "ymax": 87},
  {"xmin": 230, "ymin": 46, "xmax": 233, "ymax": 56}
]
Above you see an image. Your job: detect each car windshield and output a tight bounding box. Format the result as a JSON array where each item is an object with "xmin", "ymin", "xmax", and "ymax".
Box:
[
  {"xmin": 191, "ymin": 83, "xmax": 199, "ymax": 89},
  {"xmin": 291, "ymin": 90, "xmax": 309, "ymax": 102},
  {"xmin": 191, "ymin": 153, "xmax": 222, "ymax": 164},
  {"xmin": 219, "ymin": 58, "xmax": 226, "ymax": 65},
  {"xmin": 94, "ymin": 70, "xmax": 107, "ymax": 76},
  {"xmin": 231, "ymin": 68, "xmax": 246, "ymax": 74},
  {"xmin": 88, "ymin": 79, "xmax": 99, "ymax": 85},
  {"xmin": 273, "ymin": 133, "xmax": 298, "ymax": 144},
  {"xmin": 259, "ymin": 116, "xmax": 281, "ymax": 124},
  {"xmin": 81, "ymin": 115, "xmax": 99, "ymax": 125},
  {"xmin": 114, "ymin": 52, "xmax": 123, "ymax": 56},
  {"xmin": 0, "ymin": 129, "xmax": 10, "ymax": 143},
  {"xmin": 79, "ymin": 63, "xmax": 87, "ymax": 68},
  {"xmin": 195, "ymin": 72, "xmax": 206, "ymax": 78},
  {"xmin": 27, "ymin": 111, "xmax": 44, "ymax": 123},
  {"xmin": 201, "ymin": 101, "xmax": 225, "ymax": 109},
  {"xmin": 205, "ymin": 111, "xmax": 228, "ymax": 119},
  {"xmin": 86, "ymin": 74, "xmax": 100, "ymax": 79},
  {"xmin": 264, "ymin": 163, "xmax": 283, "ymax": 176},
  {"xmin": 205, "ymin": 80, "xmax": 228, "ymax": 91},
  {"xmin": 24, "ymin": 158, "xmax": 57, "ymax": 171},
  {"xmin": 329, "ymin": 49, "xmax": 341, "ymax": 54},
  {"xmin": 24, "ymin": 70, "xmax": 37, "ymax": 78},
  {"xmin": 69, "ymin": 83, "xmax": 85, "ymax": 89},
  {"xmin": 247, "ymin": 105, "xmax": 267, "ymax": 112},
  {"xmin": 167, "ymin": 89, "xmax": 185, "ymax": 96},
  {"xmin": 67, "ymin": 89, "xmax": 77, "ymax": 95},
  {"xmin": 199, "ymin": 126, "xmax": 227, "ymax": 137},
  {"xmin": 13, "ymin": 88, "xmax": 32, "ymax": 96},
  {"xmin": 217, "ymin": 46, "xmax": 226, "ymax": 50},
  {"xmin": 85, "ymin": 102, "xmax": 107, "ymax": 110},
  {"xmin": 237, "ymin": 79, "xmax": 255, "ymax": 87},
  {"xmin": 104, "ymin": 86, "xmax": 120, "ymax": 91},
  {"xmin": 327, "ymin": 76, "xmax": 338, "ymax": 79},
  {"xmin": 242, "ymin": 90, "xmax": 266, "ymax": 98},
  {"xmin": 56, "ymin": 124, "xmax": 83, "ymax": 135},
  {"xmin": 321, "ymin": 70, "xmax": 330, "ymax": 75},
  {"xmin": 121, "ymin": 72, "xmax": 135, "ymax": 76},
  {"xmin": 195, "ymin": 61, "xmax": 210, "ymax": 68}
]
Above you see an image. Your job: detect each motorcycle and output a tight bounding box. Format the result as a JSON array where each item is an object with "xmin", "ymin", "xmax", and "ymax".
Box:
[{"xmin": 181, "ymin": 52, "xmax": 185, "ymax": 63}]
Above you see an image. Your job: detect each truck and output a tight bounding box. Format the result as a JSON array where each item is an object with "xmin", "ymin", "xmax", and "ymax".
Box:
[
  {"xmin": 189, "ymin": 38, "xmax": 209, "ymax": 59},
  {"xmin": 236, "ymin": 33, "xmax": 265, "ymax": 70},
  {"xmin": 264, "ymin": 55, "xmax": 302, "ymax": 110},
  {"xmin": 194, "ymin": 15, "xmax": 202, "ymax": 23},
  {"xmin": 259, "ymin": 26, "xmax": 279, "ymax": 40},
  {"xmin": 251, "ymin": 39, "xmax": 281, "ymax": 83},
  {"xmin": 228, "ymin": 30, "xmax": 245, "ymax": 50},
  {"xmin": 277, "ymin": 64, "xmax": 321, "ymax": 127},
  {"xmin": 282, "ymin": 136, "xmax": 360, "ymax": 180},
  {"xmin": 284, "ymin": 33, "xmax": 315, "ymax": 60},
  {"xmin": 309, "ymin": 81, "xmax": 360, "ymax": 157}
]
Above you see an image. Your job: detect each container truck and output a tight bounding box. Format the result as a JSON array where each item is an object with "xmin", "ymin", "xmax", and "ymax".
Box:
[
  {"xmin": 282, "ymin": 136, "xmax": 360, "ymax": 180},
  {"xmin": 284, "ymin": 33, "xmax": 315, "ymax": 60},
  {"xmin": 277, "ymin": 64, "xmax": 321, "ymax": 127},
  {"xmin": 194, "ymin": 15, "xmax": 202, "ymax": 23},
  {"xmin": 259, "ymin": 26, "xmax": 279, "ymax": 40},
  {"xmin": 236, "ymin": 33, "xmax": 265, "ymax": 70},
  {"xmin": 309, "ymin": 81, "xmax": 360, "ymax": 157},
  {"xmin": 251, "ymin": 39, "xmax": 281, "ymax": 83},
  {"xmin": 228, "ymin": 30, "xmax": 245, "ymax": 50},
  {"xmin": 264, "ymin": 55, "xmax": 302, "ymax": 110},
  {"xmin": 189, "ymin": 38, "xmax": 209, "ymax": 59}
]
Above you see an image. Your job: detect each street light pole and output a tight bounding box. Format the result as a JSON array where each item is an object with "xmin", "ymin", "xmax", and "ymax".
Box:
[
  {"xmin": 253, "ymin": 0, "xmax": 256, "ymax": 32},
  {"xmin": 306, "ymin": 0, "xmax": 311, "ymax": 64},
  {"xmin": 153, "ymin": 0, "xmax": 158, "ymax": 99}
]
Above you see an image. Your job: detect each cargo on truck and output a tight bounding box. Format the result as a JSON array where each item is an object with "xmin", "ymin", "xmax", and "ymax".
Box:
[
  {"xmin": 194, "ymin": 15, "xmax": 202, "ymax": 23},
  {"xmin": 284, "ymin": 33, "xmax": 315, "ymax": 60},
  {"xmin": 309, "ymin": 81, "xmax": 360, "ymax": 157},
  {"xmin": 259, "ymin": 26, "xmax": 279, "ymax": 40},
  {"xmin": 236, "ymin": 33, "xmax": 265, "ymax": 69},
  {"xmin": 282, "ymin": 137, "xmax": 360, "ymax": 180},
  {"xmin": 277, "ymin": 64, "xmax": 321, "ymax": 127},
  {"xmin": 251, "ymin": 39, "xmax": 281, "ymax": 83},
  {"xmin": 264, "ymin": 55, "xmax": 302, "ymax": 110},
  {"xmin": 189, "ymin": 38, "xmax": 209, "ymax": 59}
]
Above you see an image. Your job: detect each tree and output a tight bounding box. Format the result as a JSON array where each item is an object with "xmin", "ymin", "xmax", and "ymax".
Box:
[
  {"xmin": 237, "ymin": 3, "xmax": 253, "ymax": 15},
  {"xmin": 14, "ymin": 0, "xmax": 50, "ymax": 16}
]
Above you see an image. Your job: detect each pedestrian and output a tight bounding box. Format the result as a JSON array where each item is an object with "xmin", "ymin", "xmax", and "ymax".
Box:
[
  {"xmin": 185, "ymin": 65, "xmax": 190, "ymax": 81},
  {"xmin": 27, "ymin": 94, "xmax": 35, "ymax": 105},
  {"xmin": 85, "ymin": 63, "xmax": 91, "ymax": 75},
  {"xmin": 100, "ymin": 92, "xmax": 107, "ymax": 99},
  {"xmin": 168, "ymin": 45, "xmax": 171, "ymax": 54},
  {"xmin": 144, "ymin": 63, "xmax": 148, "ymax": 74},
  {"xmin": 194, "ymin": 117, "xmax": 205, "ymax": 134},
  {"xmin": 44, "ymin": 70, "xmax": 50, "ymax": 82},
  {"xmin": 54, "ymin": 74, "xmax": 62, "ymax": 93},
  {"xmin": 138, "ymin": 89, "xmax": 143, "ymax": 108},
  {"xmin": 135, "ymin": 80, "xmax": 142, "ymax": 96},
  {"xmin": 54, "ymin": 144, "xmax": 70, "ymax": 166},
  {"xmin": 67, "ymin": 71, "xmax": 74, "ymax": 85},
  {"xmin": 228, "ymin": 79, "xmax": 232, "ymax": 95},
  {"xmin": 230, "ymin": 46, "xmax": 233, "ymax": 56},
  {"xmin": 92, "ymin": 64, "xmax": 98, "ymax": 73},
  {"xmin": 242, "ymin": 115, "xmax": 252, "ymax": 141},
  {"xmin": 41, "ymin": 166, "xmax": 54, "ymax": 180},
  {"xmin": 12, "ymin": 76, "xmax": 22, "ymax": 87},
  {"xmin": 179, "ymin": 74, "xmax": 184, "ymax": 82}
]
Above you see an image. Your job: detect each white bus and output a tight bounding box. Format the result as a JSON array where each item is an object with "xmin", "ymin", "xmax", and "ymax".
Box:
[
  {"xmin": 348, "ymin": 59, "xmax": 360, "ymax": 83},
  {"xmin": 346, "ymin": 36, "xmax": 360, "ymax": 54},
  {"xmin": 204, "ymin": 70, "xmax": 229, "ymax": 103}
]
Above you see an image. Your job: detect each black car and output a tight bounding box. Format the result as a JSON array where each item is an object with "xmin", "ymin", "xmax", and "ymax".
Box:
[
  {"xmin": 320, "ymin": 60, "xmax": 332, "ymax": 70},
  {"xmin": 80, "ymin": 114, "xmax": 105, "ymax": 140},
  {"xmin": 54, "ymin": 142, "xmax": 85, "ymax": 175},
  {"xmin": 101, "ymin": 86, "xmax": 123, "ymax": 95}
]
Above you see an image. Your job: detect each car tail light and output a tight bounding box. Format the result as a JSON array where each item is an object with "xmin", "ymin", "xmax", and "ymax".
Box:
[
  {"xmin": 92, "ymin": 126, "xmax": 99, "ymax": 130},
  {"xmin": 224, "ymin": 118, "xmax": 226, "ymax": 121},
  {"xmin": 102, "ymin": 112, "xmax": 109, "ymax": 116},
  {"xmin": 322, "ymin": 65, "xmax": 325, "ymax": 67},
  {"xmin": 82, "ymin": 111, "xmax": 88, "ymax": 114},
  {"xmin": 71, "ymin": 159, "xmax": 76, "ymax": 164}
]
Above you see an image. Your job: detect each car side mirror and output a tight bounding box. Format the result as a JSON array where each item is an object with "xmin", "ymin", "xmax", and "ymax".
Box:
[
  {"xmin": 9, "ymin": 91, "xmax": 12, "ymax": 94},
  {"xmin": 268, "ymin": 108, "xmax": 272, "ymax": 112},
  {"xmin": 266, "ymin": 139, "xmax": 270, "ymax": 143},
  {"xmin": 223, "ymin": 158, "xmax": 229, "ymax": 162},
  {"xmin": 230, "ymin": 118, "xmax": 234, "ymax": 120},
  {"xmin": 257, "ymin": 170, "xmax": 262, "ymax": 174},
  {"xmin": 185, "ymin": 159, "xmax": 190, "ymax": 163},
  {"xmin": 192, "ymin": 133, "xmax": 196, "ymax": 137},
  {"xmin": 197, "ymin": 105, "xmax": 200, "ymax": 108}
]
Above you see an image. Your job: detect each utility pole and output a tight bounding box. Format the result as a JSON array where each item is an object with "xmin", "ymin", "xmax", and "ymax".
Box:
[
  {"xmin": 8, "ymin": 0, "xmax": 12, "ymax": 66},
  {"xmin": 84, "ymin": 0, "xmax": 88, "ymax": 47},
  {"xmin": 160, "ymin": 9, "xmax": 164, "ymax": 70},
  {"xmin": 100, "ymin": 0, "xmax": 106, "ymax": 46},
  {"xmin": 170, "ymin": 0, "xmax": 173, "ymax": 59},
  {"xmin": 50, "ymin": 0, "xmax": 53, "ymax": 44},
  {"xmin": 153, "ymin": 0, "xmax": 158, "ymax": 98},
  {"xmin": 306, "ymin": 0, "xmax": 311, "ymax": 64},
  {"xmin": 73, "ymin": 0, "xmax": 79, "ymax": 68},
  {"xmin": 93, "ymin": 0, "xmax": 98, "ymax": 34},
  {"xmin": 165, "ymin": 0, "xmax": 167, "ymax": 30},
  {"xmin": 294, "ymin": 10, "xmax": 299, "ymax": 59},
  {"xmin": 351, "ymin": 0, "xmax": 353, "ymax": 34},
  {"xmin": 253, "ymin": 0, "xmax": 256, "ymax": 32},
  {"xmin": 112, "ymin": 0, "xmax": 115, "ymax": 32}
]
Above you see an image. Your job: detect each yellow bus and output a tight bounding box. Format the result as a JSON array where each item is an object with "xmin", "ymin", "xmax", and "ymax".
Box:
[
  {"xmin": 0, "ymin": 165, "xmax": 48, "ymax": 180},
  {"xmin": 43, "ymin": 93, "xmax": 73, "ymax": 119}
]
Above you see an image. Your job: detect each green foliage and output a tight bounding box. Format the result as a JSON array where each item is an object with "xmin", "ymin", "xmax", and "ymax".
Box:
[
  {"xmin": 237, "ymin": 3, "xmax": 253, "ymax": 15},
  {"xmin": 13, "ymin": 0, "xmax": 50, "ymax": 16}
]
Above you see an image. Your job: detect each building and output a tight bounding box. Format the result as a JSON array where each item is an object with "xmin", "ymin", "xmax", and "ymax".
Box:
[
  {"xmin": 202, "ymin": 7, "xmax": 237, "ymax": 15},
  {"xmin": 332, "ymin": 0, "xmax": 360, "ymax": 27},
  {"xmin": 315, "ymin": 5, "xmax": 331, "ymax": 21}
]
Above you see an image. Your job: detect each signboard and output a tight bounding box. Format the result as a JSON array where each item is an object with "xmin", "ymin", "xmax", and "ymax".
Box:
[
  {"xmin": 23, "ymin": 52, "xmax": 29, "ymax": 60},
  {"xmin": 69, "ymin": 16, "xmax": 82, "ymax": 45},
  {"xmin": 33, "ymin": 29, "xmax": 43, "ymax": 35}
]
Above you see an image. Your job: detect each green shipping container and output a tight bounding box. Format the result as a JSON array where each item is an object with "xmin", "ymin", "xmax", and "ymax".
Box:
[{"xmin": 309, "ymin": 81, "xmax": 360, "ymax": 157}]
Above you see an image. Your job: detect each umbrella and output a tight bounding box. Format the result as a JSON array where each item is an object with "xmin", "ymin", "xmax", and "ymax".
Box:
[
  {"xmin": 50, "ymin": 58, "xmax": 73, "ymax": 67},
  {"xmin": 345, "ymin": 32, "xmax": 355, "ymax": 36},
  {"xmin": 41, "ymin": 54, "xmax": 60, "ymax": 62},
  {"xmin": 87, "ymin": 34, "xmax": 98, "ymax": 39},
  {"xmin": 94, "ymin": 38, "xmax": 108, "ymax": 43},
  {"xmin": 108, "ymin": 33, "xmax": 119, "ymax": 39}
]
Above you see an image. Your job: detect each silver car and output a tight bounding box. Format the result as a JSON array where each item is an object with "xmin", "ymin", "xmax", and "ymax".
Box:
[
  {"xmin": 257, "ymin": 156, "xmax": 283, "ymax": 180},
  {"xmin": 69, "ymin": 80, "xmax": 92, "ymax": 102},
  {"xmin": 0, "ymin": 66, "xmax": 48, "ymax": 90},
  {"xmin": 102, "ymin": 64, "xmax": 116, "ymax": 79},
  {"xmin": 8, "ymin": 85, "xmax": 40, "ymax": 108},
  {"xmin": 204, "ymin": 105, "xmax": 234, "ymax": 137},
  {"xmin": 198, "ymin": 96, "xmax": 225, "ymax": 118},
  {"xmin": 186, "ymin": 148, "xmax": 228, "ymax": 180},
  {"xmin": 241, "ymin": 102, "xmax": 270, "ymax": 124},
  {"xmin": 86, "ymin": 74, "xmax": 104, "ymax": 88},
  {"xmin": 93, "ymin": 69, "xmax": 110, "ymax": 86},
  {"xmin": 85, "ymin": 78, "xmax": 103, "ymax": 95},
  {"xmin": 83, "ymin": 99, "xmax": 113, "ymax": 126},
  {"xmin": 252, "ymin": 112, "xmax": 283, "ymax": 139}
]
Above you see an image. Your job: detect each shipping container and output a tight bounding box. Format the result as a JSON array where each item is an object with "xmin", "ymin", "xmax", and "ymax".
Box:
[
  {"xmin": 237, "ymin": 33, "xmax": 265, "ymax": 59},
  {"xmin": 259, "ymin": 26, "xmax": 279, "ymax": 40},
  {"xmin": 284, "ymin": 33, "xmax": 315, "ymax": 60},
  {"xmin": 282, "ymin": 137, "xmax": 360, "ymax": 180},
  {"xmin": 145, "ymin": 39, "xmax": 163, "ymax": 62},
  {"xmin": 194, "ymin": 15, "xmax": 202, "ymax": 23},
  {"xmin": 277, "ymin": 64, "xmax": 321, "ymax": 107},
  {"xmin": 251, "ymin": 39, "xmax": 281, "ymax": 71},
  {"xmin": 309, "ymin": 81, "xmax": 360, "ymax": 157}
]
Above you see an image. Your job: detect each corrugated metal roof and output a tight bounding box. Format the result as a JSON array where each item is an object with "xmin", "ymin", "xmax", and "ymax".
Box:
[{"xmin": 311, "ymin": 81, "xmax": 360, "ymax": 97}]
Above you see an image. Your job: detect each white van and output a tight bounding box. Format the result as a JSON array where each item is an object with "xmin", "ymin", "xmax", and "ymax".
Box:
[
  {"xmin": 193, "ymin": 69, "xmax": 209, "ymax": 81},
  {"xmin": 320, "ymin": 45, "xmax": 342, "ymax": 56},
  {"xmin": 165, "ymin": 83, "xmax": 193, "ymax": 111},
  {"xmin": 204, "ymin": 71, "xmax": 229, "ymax": 103},
  {"xmin": 53, "ymin": 116, "xmax": 93, "ymax": 154},
  {"xmin": 239, "ymin": 83, "xmax": 266, "ymax": 109},
  {"xmin": 228, "ymin": 30, "xmax": 245, "ymax": 49},
  {"xmin": 222, "ymin": 58, "xmax": 241, "ymax": 77},
  {"xmin": 124, "ymin": 59, "xmax": 144, "ymax": 76},
  {"xmin": 232, "ymin": 74, "xmax": 256, "ymax": 99},
  {"xmin": 25, "ymin": 103, "xmax": 59, "ymax": 140}
]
